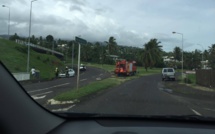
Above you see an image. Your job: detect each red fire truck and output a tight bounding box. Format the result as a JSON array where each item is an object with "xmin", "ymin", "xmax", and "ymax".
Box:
[{"xmin": 114, "ymin": 60, "xmax": 137, "ymax": 76}]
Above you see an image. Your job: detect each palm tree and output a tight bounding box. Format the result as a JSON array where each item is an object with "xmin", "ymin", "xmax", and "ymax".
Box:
[
  {"xmin": 142, "ymin": 39, "xmax": 162, "ymax": 71},
  {"xmin": 105, "ymin": 36, "xmax": 118, "ymax": 55}
]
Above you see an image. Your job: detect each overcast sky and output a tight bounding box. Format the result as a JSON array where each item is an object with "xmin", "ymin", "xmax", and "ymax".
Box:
[{"xmin": 1, "ymin": 0, "xmax": 215, "ymax": 52}]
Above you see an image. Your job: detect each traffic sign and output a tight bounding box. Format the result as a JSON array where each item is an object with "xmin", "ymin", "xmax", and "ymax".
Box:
[{"xmin": 75, "ymin": 36, "xmax": 87, "ymax": 44}]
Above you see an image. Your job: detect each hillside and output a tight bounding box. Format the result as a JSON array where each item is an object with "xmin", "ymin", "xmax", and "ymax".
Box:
[{"xmin": 0, "ymin": 38, "xmax": 63, "ymax": 80}]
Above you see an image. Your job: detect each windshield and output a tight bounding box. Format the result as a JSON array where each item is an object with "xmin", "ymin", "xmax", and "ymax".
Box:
[
  {"xmin": 168, "ymin": 69, "xmax": 174, "ymax": 72},
  {"xmin": 1, "ymin": 0, "xmax": 215, "ymax": 120}
]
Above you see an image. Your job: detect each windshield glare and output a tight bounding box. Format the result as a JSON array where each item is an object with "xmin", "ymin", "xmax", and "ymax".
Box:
[{"xmin": 1, "ymin": 0, "xmax": 215, "ymax": 120}]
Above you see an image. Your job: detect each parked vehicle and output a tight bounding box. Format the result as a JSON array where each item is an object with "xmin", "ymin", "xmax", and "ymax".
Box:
[
  {"xmin": 162, "ymin": 68, "xmax": 175, "ymax": 81},
  {"xmin": 115, "ymin": 60, "xmax": 137, "ymax": 76},
  {"xmin": 58, "ymin": 68, "xmax": 75, "ymax": 77},
  {"xmin": 80, "ymin": 64, "xmax": 86, "ymax": 71}
]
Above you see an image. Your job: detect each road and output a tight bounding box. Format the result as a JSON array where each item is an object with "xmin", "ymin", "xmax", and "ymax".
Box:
[
  {"xmin": 22, "ymin": 66, "xmax": 110, "ymax": 105},
  {"xmin": 68, "ymin": 74, "xmax": 215, "ymax": 117}
]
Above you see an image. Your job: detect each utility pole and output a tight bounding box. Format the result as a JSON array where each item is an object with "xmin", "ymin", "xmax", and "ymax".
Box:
[
  {"xmin": 75, "ymin": 36, "xmax": 87, "ymax": 90},
  {"xmin": 72, "ymin": 41, "xmax": 74, "ymax": 69},
  {"xmin": 77, "ymin": 43, "xmax": 81, "ymax": 90}
]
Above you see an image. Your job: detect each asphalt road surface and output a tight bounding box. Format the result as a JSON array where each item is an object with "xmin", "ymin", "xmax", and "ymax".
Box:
[
  {"xmin": 68, "ymin": 74, "xmax": 215, "ymax": 117},
  {"xmin": 22, "ymin": 66, "xmax": 110, "ymax": 105}
]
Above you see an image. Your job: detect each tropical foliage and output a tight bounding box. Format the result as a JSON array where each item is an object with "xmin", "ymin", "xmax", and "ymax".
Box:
[
  {"xmin": 142, "ymin": 39, "xmax": 163, "ymax": 71},
  {"xmin": 9, "ymin": 33, "xmax": 215, "ymax": 70}
]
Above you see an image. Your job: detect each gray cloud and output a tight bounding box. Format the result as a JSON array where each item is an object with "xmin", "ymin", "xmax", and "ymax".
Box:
[
  {"xmin": 0, "ymin": 0, "xmax": 214, "ymax": 52},
  {"xmin": 69, "ymin": 5, "xmax": 83, "ymax": 12}
]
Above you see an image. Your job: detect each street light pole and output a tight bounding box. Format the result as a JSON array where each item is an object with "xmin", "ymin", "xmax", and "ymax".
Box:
[
  {"xmin": 27, "ymin": 0, "xmax": 37, "ymax": 72},
  {"xmin": 2, "ymin": 5, "xmax": 10, "ymax": 40},
  {"xmin": 72, "ymin": 41, "xmax": 74, "ymax": 69},
  {"xmin": 197, "ymin": 44, "xmax": 204, "ymax": 61},
  {"xmin": 172, "ymin": 31, "xmax": 184, "ymax": 79}
]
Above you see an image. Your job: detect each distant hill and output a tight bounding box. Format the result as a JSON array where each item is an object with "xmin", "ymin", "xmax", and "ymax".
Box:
[
  {"xmin": 0, "ymin": 38, "xmax": 63, "ymax": 80},
  {"xmin": 0, "ymin": 34, "xmax": 10, "ymax": 39}
]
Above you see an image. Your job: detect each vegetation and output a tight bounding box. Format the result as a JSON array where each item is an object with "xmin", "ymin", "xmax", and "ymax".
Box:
[
  {"xmin": 184, "ymin": 74, "xmax": 196, "ymax": 84},
  {"xmin": 6, "ymin": 33, "xmax": 215, "ymax": 70},
  {"xmin": 142, "ymin": 39, "xmax": 163, "ymax": 71},
  {"xmin": 0, "ymin": 38, "xmax": 63, "ymax": 80},
  {"xmin": 209, "ymin": 44, "xmax": 215, "ymax": 69}
]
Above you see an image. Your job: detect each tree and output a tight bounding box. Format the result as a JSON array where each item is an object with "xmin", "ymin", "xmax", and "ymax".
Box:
[
  {"xmin": 142, "ymin": 39, "xmax": 162, "ymax": 71},
  {"xmin": 46, "ymin": 35, "xmax": 54, "ymax": 48},
  {"xmin": 39, "ymin": 36, "xmax": 43, "ymax": 46},
  {"xmin": 30, "ymin": 35, "xmax": 37, "ymax": 44},
  {"xmin": 173, "ymin": 46, "xmax": 181, "ymax": 61},
  {"xmin": 46, "ymin": 35, "xmax": 54, "ymax": 42},
  {"xmin": 106, "ymin": 36, "xmax": 118, "ymax": 55},
  {"xmin": 208, "ymin": 44, "xmax": 215, "ymax": 69},
  {"xmin": 9, "ymin": 33, "xmax": 20, "ymax": 41},
  {"xmin": 203, "ymin": 50, "xmax": 209, "ymax": 61}
]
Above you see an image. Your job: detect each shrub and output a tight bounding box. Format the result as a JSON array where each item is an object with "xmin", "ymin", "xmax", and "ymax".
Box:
[
  {"xmin": 43, "ymin": 57, "xmax": 50, "ymax": 63},
  {"xmin": 15, "ymin": 46, "xmax": 27, "ymax": 53},
  {"xmin": 184, "ymin": 78, "xmax": 192, "ymax": 84},
  {"xmin": 14, "ymin": 66, "xmax": 20, "ymax": 71},
  {"xmin": 37, "ymin": 56, "xmax": 41, "ymax": 60}
]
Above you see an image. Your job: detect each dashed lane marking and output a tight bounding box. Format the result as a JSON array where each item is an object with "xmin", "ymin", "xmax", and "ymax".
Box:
[
  {"xmin": 80, "ymin": 79, "xmax": 87, "ymax": 82},
  {"xmin": 31, "ymin": 91, "xmax": 53, "ymax": 96},
  {"xmin": 27, "ymin": 83, "xmax": 70, "ymax": 93},
  {"xmin": 191, "ymin": 108, "xmax": 202, "ymax": 116},
  {"xmin": 31, "ymin": 95, "xmax": 46, "ymax": 100}
]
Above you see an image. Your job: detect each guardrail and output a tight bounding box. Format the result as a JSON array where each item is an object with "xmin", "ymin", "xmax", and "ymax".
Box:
[
  {"xmin": 15, "ymin": 39, "xmax": 64, "ymax": 56},
  {"xmin": 12, "ymin": 72, "xmax": 30, "ymax": 81}
]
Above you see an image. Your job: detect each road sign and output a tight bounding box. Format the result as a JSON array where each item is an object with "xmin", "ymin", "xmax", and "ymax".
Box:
[{"xmin": 75, "ymin": 36, "xmax": 87, "ymax": 44}]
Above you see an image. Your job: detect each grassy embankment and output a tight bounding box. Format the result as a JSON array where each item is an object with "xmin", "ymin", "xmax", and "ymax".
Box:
[
  {"xmin": 54, "ymin": 63, "xmax": 161, "ymax": 101},
  {"xmin": 0, "ymin": 38, "xmax": 63, "ymax": 80}
]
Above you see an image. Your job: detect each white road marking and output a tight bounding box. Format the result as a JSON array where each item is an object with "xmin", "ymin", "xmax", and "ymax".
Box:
[
  {"xmin": 27, "ymin": 83, "xmax": 70, "ymax": 93},
  {"xmin": 51, "ymin": 105, "xmax": 75, "ymax": 112},
  {"xmin": 80, "ymin": 79, "xmax": 87, "ymax": 82},
  {"xmin": 31, "ymin": 91, "xmax": 53, "ymax": 96},
  {"xmin": 191, "ymin": 109, "xmax": 202, "ymax": 116},
  {"xmin": 47, "ymin": 99, "xmax": 77, "ymax": 105},
  {"xmin": 204, "ymin": 108, "xmax": 215, "ymax": 112},
  {"xmin": 31, "ymin": 95, "xmax": 46, "ymax": 100}
]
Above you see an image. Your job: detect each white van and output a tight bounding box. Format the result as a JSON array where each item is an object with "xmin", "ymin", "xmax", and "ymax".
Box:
[{"xmin": 162, "ymin": 68, "xmax": 175, "ymax": 81}]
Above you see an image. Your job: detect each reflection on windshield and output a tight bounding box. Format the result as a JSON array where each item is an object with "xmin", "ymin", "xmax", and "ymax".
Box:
[{"xmin": 0, "ymin": 0, "xmax": 215, "ymax": 119}]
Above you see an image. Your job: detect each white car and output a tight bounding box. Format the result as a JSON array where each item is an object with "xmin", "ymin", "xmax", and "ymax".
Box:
[
  {"xmin": 162, "ymin": 68, "xmax": 175, "ymax": 81},
  {"xmin": 58, "ymin": 69, "xmax": 75, "ymax": 77},
  {"xmin": 80, "ymin": 64, "xmax": 86, "ymax": 71}
]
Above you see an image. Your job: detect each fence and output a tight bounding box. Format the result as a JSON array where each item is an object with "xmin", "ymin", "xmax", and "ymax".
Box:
[
  {"xmin": 15, "ymin": 39, "xmax": 64, "ymax": 56},
  {"xmin": 196, "ymin": 69, "xmax": 215, "ymax": 88}
]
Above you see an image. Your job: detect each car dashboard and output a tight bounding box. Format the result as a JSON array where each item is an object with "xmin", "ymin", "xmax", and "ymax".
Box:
[{"xmin": 48, "ymin": 118, "xmax": 215, "ymax": 134}]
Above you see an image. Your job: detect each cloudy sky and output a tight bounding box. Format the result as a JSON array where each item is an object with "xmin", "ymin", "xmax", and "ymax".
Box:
[{"xmin": 1, "ymin": 0, "xmax": 215, "ymax": 52}]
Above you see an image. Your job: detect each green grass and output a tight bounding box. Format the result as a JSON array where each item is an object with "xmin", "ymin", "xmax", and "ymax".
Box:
[
  {"xmin": 186, "ymin": 74, "xmax": 196, "ymax": 84},
  {"xmin": 85, "ymin": 62, "xmax": 161, "ymax": 74},
  {"xmin": 54, "ymin": 63, "xmax": 161, "ymax": 101},
  {"xmin": 54, "ymin": 78, "xmax": 120, "ymax": 101},
  {"xmin": 0, "ymin": 38, "xmax": 63, "ymax": 80}
]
